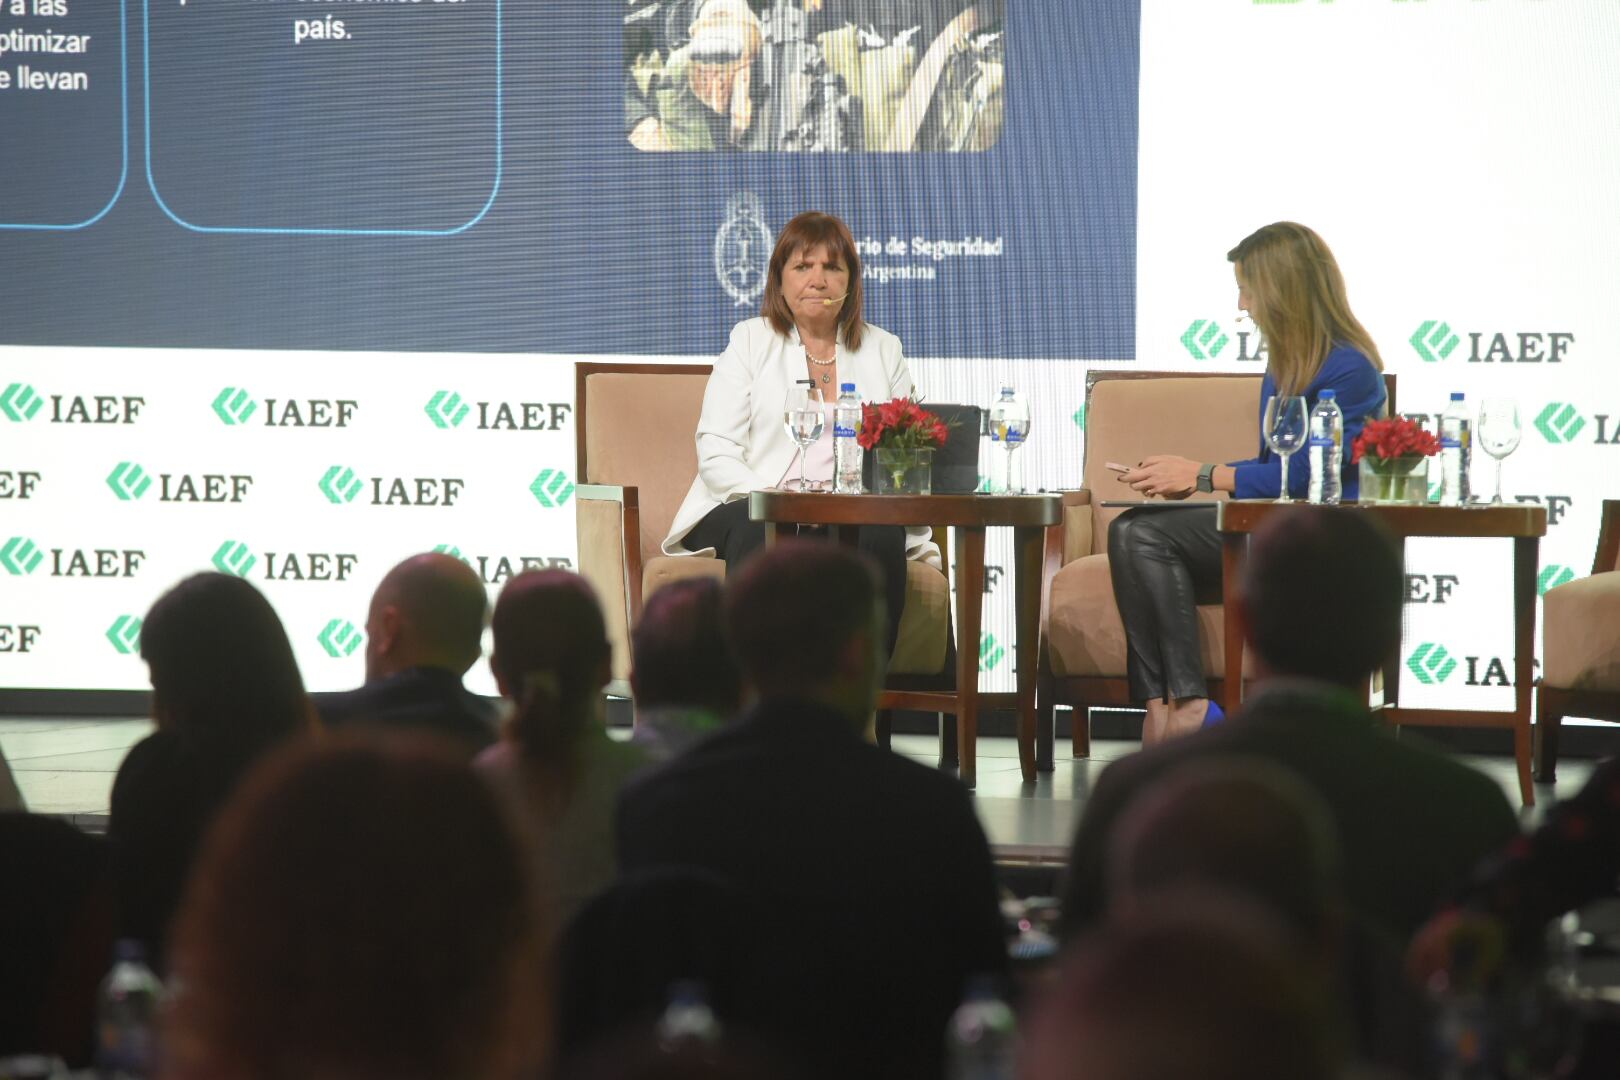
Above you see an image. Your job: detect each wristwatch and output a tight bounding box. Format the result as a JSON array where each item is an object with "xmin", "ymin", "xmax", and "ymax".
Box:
[{"xmin": 1196, "ymin": 463, "xmax": 1216, "ymax": 493}]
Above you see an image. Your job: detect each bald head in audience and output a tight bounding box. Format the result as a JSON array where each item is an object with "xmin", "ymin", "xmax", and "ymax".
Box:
[
  {"xmin": 1023, "ymin": 903, "xmax": 1340, "ymax": 1080},
  {"xmin": 1108, "ymin": 757, "xmax": 1344, "ymax": 962},
  {"xmin": 364, "ymin": 553, "xmax": 489, "ymax": 681}
]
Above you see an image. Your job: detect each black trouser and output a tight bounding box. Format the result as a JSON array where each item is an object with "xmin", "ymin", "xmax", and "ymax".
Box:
[
  {"xmin": 683, "ymin": 499, "xmax": 908, "ymax": 657},
  {"xmin": 1107, "ymin": 505, "xmax": 1223, "ymax": 703}
]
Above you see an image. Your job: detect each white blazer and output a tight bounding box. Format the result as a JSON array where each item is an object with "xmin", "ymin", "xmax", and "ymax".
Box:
[{"xmin": 664, "ymin": 317, "xmax": 940, "ymax": 566}]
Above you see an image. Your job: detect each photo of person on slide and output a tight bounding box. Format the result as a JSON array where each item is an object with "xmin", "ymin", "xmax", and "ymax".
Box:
[{"xmin": 625, "ymin": 0, "xmax": 1005, "ymax": 152}]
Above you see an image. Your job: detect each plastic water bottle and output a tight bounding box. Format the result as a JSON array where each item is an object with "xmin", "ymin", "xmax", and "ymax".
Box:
[
  {"xmin": 97, "ymin": 939, "xmax": 162, "ymax": 1078},
  {"xmin": 656, "ymin": 980, "xmax": 721, "ymax": 1050},
  {"xmin": 1307, "ymin": 389, "xmax": 1344, "ymax": 505},
  {"xmin": 1439, "ymin": 392, "xmax": 1472, "ymax": 506},
  {"xmin": 989, "ymin": 387, "xmax": 1030, "ymax": 494},
  {"xmin": 945, "ymin": 976, "xmax": 1016, "ymax": 1080},
  {"xmin": 833, "ymin": 383, "xmax": 863, "ymax": 494}
]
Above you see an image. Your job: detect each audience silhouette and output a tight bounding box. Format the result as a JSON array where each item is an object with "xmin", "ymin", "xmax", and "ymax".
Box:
[{"xmin": 108, "ymin": 572, "xmax": 314, "ymax": 965}]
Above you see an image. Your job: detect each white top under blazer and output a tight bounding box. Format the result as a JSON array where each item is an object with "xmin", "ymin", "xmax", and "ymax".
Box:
[{"xmin": 664, "ymin": 317, "xmax": 940, "ymax": 566}]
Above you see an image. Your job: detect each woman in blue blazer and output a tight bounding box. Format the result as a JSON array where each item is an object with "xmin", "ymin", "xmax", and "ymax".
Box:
[{"xmin": 1113, "ymin": 222, "xmax": 1387, "ymax": 744}]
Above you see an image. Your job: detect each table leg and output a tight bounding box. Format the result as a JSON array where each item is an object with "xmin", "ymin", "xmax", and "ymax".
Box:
[
  {"xmin": 1513, "ymin": 536, "xmax": 1538, "ymax": 807},
  {"xmin": 765, "ymin": 522, "xmax": 787, "ymax": 549},
  {"xmin": 1220, "ymin": 531, "xmax": 1246, "ymax": 714},
  {"xmin": 954, "ymin": 527, "xmax": 986, "ymax": 789},
  {"xmin": 1014, "ymin": 525, "xmax": 1041, "ymax": 783}
]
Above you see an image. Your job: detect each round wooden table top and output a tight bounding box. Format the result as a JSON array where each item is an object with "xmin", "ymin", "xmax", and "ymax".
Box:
[
  {"xmin": 749, "ymin": 489, "xmax": 1062, "ymax": 528},
  {"xmin": 1216, "ymin": 499, "xmax": 1547, "ymax": 538}
]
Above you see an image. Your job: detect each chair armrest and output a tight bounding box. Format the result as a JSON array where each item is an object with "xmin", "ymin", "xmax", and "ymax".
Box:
[
  {"xmin": 1595, "ymin": 499, "xmax": 1620, "ymax": 575},
  {"xmin": 1544, "ymin": 571, "xmax": 1620, "ymax": 690},
  {"xmin": 576, "ymin": 482, "xmax": 644, "ymax": 626},
  {"xmin": 1041, "ymin": 490, "xmax": 1090, "ymax": 629}
]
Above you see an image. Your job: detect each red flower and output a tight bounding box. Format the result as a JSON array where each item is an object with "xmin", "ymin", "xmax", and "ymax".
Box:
[
  {"xmin": 1351, "ymin": 416, "xmax": 1442, "ymax": 464},
  {"xmin": 857, "ymin": 397, "xmax": 950, "ymax": 451}
]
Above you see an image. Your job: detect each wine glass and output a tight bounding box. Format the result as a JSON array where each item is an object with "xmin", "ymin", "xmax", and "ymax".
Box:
[
  {"xmin": 1000, "ymin": 413, "xmax": 1031, "ymax": 494},
  {"xmin": 1263, "ymin": 395, "xmax": 1308, "ymax": 503},
  {"xmin": 1477, "ymin": 398, "xmax": 1522, "ymax": 505},
  {"xmin": 782, "ymin": 383, "xmax": 824, "ymax": 492}
]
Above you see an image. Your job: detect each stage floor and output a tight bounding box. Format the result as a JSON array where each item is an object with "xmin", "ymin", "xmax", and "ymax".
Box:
[{"xmin": 0, "ymin": 718, "xmax": 1587, "ymax": 863}]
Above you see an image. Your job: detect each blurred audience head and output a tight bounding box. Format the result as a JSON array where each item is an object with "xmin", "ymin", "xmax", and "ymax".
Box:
[
  {"xmin": 140, "ymin": 572, "xmax": 310, "ymax": 758},
  {"xmin": 490, "ymin": 570, "xmax": 612, "ymax": 764},
  {"xmin": 631, "ymin": 577, "xmax": 743, "ymax": 721},
  {"xmin": 364, "ymin": 552, "xmax": 489, "ymax": 681},
  {"xmin": 1023, "ymin": 902, "xmax": 1340, "ymax": 1080},
  {"xmin": 723, "ymin": 541, "xmax": 885, "ymax": 727},
  {"xmin": 1236, "ymin": 506, "xmax": 1402, "ymax": 688},
  {"xmin": 560, "ymin": 1029, "xmax": 800, "ymax": 1080},
  {"xmin": 1107, "ymin": 757, "xmax": 1343, "ymax": 964},
  {"xmin": 167, "ymin": 737, "xmax": 548, "ymax": 1080}
]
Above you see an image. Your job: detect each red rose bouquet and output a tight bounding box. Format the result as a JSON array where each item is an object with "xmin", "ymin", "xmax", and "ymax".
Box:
[
  {"xmin": 856, "ymin": 397, "xmax": 949, "ymax": 452},
  {"xmin": 1351, "ymin": 416, "xmax": 1442, "ymax": 465}
]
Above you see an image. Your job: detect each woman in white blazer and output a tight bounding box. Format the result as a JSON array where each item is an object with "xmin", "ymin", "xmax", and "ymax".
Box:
[{"xmin": 664, "ymin": 211, "xmax": 937, "ymax": 654}]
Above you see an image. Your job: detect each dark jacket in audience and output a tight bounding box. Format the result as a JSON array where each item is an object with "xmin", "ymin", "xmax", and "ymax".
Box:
[
  {"xmin": 109, "ymin": 731, "xmax": 256, "ymax": 966},
  {"xmin": 616, "ymin": 697, "xmax": 1007, "ymax": 1080},
  {"xmin": 315, "ymin": 665, "xmax": 498, "ymax": 754},
  {"xmin": 1062, "ymin": 680, "xmax": 1521, "ymax": 941}
]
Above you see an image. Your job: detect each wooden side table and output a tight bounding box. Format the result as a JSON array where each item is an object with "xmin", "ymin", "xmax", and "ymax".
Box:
[
  {"xmin": 749, "ymin": 491, "xmax": 1062, "ymax": 788},
  {"xmin": 1215, "ymin": 501, "xmax": 1548, "ymax": 805}
]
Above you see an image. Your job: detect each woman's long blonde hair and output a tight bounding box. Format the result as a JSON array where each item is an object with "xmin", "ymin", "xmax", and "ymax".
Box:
[{"xmin": 1228, "ymin": 222, "xmax": 1383, "ymax": 396}]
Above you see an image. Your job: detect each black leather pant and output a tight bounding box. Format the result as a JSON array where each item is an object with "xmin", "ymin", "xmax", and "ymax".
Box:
[
  {"xmin": 683, "ymin": 498, "xmax": 907, "ymax": 657},
  {"xmin": 1107, "ymin": 505, "xmax": 1223, "ymax": 703}
]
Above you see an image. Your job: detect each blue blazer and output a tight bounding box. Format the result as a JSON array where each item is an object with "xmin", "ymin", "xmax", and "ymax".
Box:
[{"xmin": 1229, "ymin": 346, "xmax": 1386, "ymax": 500}]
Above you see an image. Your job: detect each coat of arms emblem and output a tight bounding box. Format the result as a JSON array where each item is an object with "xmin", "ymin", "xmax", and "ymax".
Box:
[{"xmin": 715, "ymin": 192, "xmax": 771, "ymax": 306}]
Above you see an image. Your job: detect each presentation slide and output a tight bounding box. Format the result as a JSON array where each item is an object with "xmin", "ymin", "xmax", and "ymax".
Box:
[{"xmin": 2, "ymin": 0, "xmax": 1616, "ymax": 708}]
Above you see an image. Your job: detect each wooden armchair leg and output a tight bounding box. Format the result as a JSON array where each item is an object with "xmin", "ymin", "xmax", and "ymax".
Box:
[
  {"xmin": 939, "ymin": 712, "xmax": 959, "ymax": 769},
  {"xmin": 1035, "ymin": 662, "xmax": 1055, "ymax": 772},
  {"xmin": 1534, "ymin": 689, "xmax": 1563, "ymax": 783},
  {"xmin": 1071, "ymin": 707, "xmax": 1092, "ymax": 759},
  {"xmin": 875, "ymin": 709, "xmax": 893, "ymax": 750}
]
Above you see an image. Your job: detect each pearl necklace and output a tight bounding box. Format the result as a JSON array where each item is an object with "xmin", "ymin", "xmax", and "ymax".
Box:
[{"xmin": 804, "ymin": 343, "xmax": 836, "ymax": 385}]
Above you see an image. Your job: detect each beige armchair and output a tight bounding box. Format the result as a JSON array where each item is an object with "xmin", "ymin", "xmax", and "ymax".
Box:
[
  {"xmin": 1036, "ymin": 372, "xmax": 1259, "ymax": 755},
  {"xmin": 1036, "ymin": 370, "xmax": 1397, "ymax": 755},
  {"xmin": 1535, "ymin": 499, "xmax": 1620, "ymax": 780},
  {"xmin": 574, "ymin": 362, "xmax": 953, "ymax": 721}
]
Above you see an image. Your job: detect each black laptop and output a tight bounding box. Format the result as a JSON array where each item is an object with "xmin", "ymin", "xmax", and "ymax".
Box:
[{"xmin": 860, "ymin": 403, "xmax": 983, "ymax": 495}]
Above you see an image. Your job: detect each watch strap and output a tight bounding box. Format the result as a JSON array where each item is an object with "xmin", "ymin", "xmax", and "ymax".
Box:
[{"xmin": 1197, "ymin": 463, "xmax": 1216, "ymax": 493}]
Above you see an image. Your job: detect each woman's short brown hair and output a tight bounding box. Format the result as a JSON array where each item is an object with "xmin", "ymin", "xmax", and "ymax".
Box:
[{"xmin": 760, "ymin": 211, "xmax": 865, "ymax": 351}]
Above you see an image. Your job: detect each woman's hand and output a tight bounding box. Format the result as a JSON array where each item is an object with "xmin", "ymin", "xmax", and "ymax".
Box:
[{"xmin": 1120, "ymin": 455, "xmax": 1200, "ymax": 500}]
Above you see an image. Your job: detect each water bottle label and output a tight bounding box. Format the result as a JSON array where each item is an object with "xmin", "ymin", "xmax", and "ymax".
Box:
[
  {"xmin": 1308, "ymin": 435, "xmax": 1332, "ymax": 448},
  {"xmin": 1441, "ymin": 435, "xmax": 1461, "ymax": 449},
  {"xmin": 834, "ymin": 423, "xmax": 857, "ymax": 438}
]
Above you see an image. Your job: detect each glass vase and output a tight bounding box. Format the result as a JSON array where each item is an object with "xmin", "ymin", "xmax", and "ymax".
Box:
[
  {"xmin": 1358, "ymin": 455, "xmax": 1430, "ymax": 505},
  {"xmin": 874, "ymin": 448, "xmax": 934, "ymax": 495}
]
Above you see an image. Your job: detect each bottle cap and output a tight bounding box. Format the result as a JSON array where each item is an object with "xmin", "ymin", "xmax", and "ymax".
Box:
[
  {"xmin": 840, "ymin": 383, "xmax": 855, "ymax": 392},
  {"xmin": 1450, "ymin": 392, "xmax": 1465, "ymax": 401},
  {"xmin": 1000, "ymin": 386, "xmax": 1014, "ymax": 396},
  {"xmin": 1319, "ymin": 390, "xmax": 1336, "ymax": 401}
]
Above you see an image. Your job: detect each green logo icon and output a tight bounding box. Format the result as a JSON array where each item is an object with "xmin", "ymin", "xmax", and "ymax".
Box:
[
  {"xmin": 425, "ymin": 391, "xmax": 470, "ymax": 429},
  {"xmin": 211, "ymin": 540, "xmax": 257, "ymax": 577},
  {"xmin": 1406, "ymin": 642, "xmax": 1457, "ymax": 686},
  {"xmin": 0, "ymin": 536, "xmax": 43, "ymax": 575},
  {"xmin": 319, "ymin": 465, "xmax": 363, "ymax": 504},
  {"xmin": 979, "ymin": 632, "xmax": 1004, "ymax": 672},
  {"xmin": 1534, "ymin": 403, "xmax": 1586, "ymax": 445},
  {"xmin": 106, "ymin": 615, "xmax": 143, "ymax": 655},
  {"xmin": 1180, "ymin": 319, "xmax": 1229, "ymax": 361},
  {"xmin": 530, "ymin": 469, "xmax": 575, "ymax": 508},
  {"xmin": 1072, "ymin": 405, "xmax": 1086, "ymax": 430},
  {"xmin": 107, "ymin": 462, "xmax": 153, "ymax": 501},
  {"xmin": 432, "ymin": 544, "xmax": 465, "ymax": 560},
  {"xmin": 318, "ymin": 618, "xmax": 364, "ymax": 658},
  {"xmin": 212, "ymin": 387, "xmax": 258, "ymax": 426},
  {"xmin": 0, "ymin": 382, "xmax": 43, "ymax": 422},
  {"xmin": 1409, "ymin": 320, "xmax": 1460, "ymax": 363},
  {"xmin": 1537, "ymin": 565, "xmax": 1575, "ymax": 595}
]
